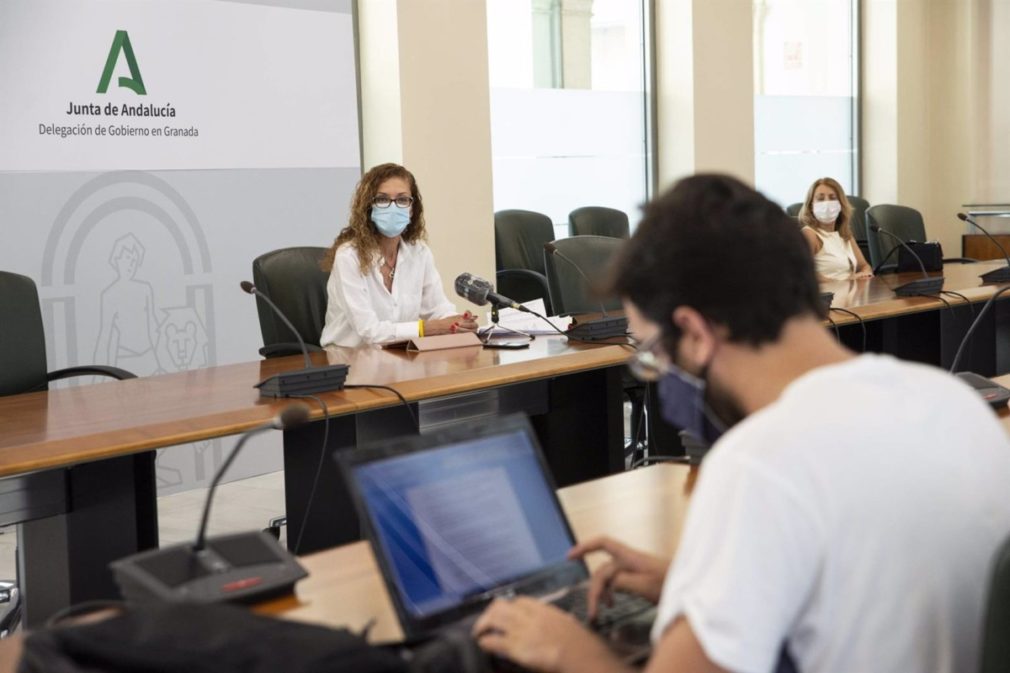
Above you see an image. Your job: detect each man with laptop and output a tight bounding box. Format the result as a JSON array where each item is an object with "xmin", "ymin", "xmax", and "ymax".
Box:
[
  {"xmin": 468, "ymin": 175, "xmax": 1010, "ymax": 672},
  {"xmin": 340, "ymin": 413, "xmax": 659, "ymax": 662}
]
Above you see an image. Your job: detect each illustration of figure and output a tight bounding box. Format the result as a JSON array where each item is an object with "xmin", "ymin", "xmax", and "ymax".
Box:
[{"xmin": 93, "ymin": 233, "xmax": 164, "ymax": 375}]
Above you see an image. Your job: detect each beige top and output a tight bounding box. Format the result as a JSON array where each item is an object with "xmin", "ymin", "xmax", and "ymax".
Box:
[{"xmin": 807, "ymin": 226, "xmax": 857, "ymax": 280}]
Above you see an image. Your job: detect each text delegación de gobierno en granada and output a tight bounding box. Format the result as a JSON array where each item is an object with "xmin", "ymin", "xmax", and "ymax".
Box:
[{"xmin": 41, "ymin": 101, "xmax": 198, "ymax": 139}]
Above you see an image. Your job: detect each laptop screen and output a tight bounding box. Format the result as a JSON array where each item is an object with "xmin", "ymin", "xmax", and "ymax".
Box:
[{"xmin": 350, "ymin": 427, "xmax": 574, "ymax": 619}]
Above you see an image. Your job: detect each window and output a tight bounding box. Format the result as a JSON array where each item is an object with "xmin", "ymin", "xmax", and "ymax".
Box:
[
  {"xmin": 487, "ymin": 0, "xmax": 652, "ymax": 237},
  {"xmin": 753, "ymin": 0, "xmax": 859, "ymax": 208}
]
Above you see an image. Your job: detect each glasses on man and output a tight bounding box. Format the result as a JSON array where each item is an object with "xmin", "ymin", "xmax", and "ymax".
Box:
[
  {"xmin": 628, "ymin": 333, "xmax": 670, "ymax": 382},
  {"xmin": 373, "ymin": 195, "xmax": 414, "ymax": 209}
]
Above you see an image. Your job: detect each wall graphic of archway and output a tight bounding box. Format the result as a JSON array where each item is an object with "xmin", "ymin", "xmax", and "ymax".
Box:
[{"xmin": 40, "ymin": 171, "xmax": 220, "ymax": 492}]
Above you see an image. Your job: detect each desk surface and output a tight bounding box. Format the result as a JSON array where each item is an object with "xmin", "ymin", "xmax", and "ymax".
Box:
[
  {"xmin": 823, "ymin": 260, "xmax": 1006, "ymax": 325},
  {"xmin": 258, "ymin": 463, "xmax": 694, "ymax": 642},
  {"xmin": 0, "ymin": 338, "xmax": 630, "ymax": 477}
]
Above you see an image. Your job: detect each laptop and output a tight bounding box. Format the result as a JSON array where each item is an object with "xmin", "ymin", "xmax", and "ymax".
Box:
[{"xmin": 336, "ymin": 414, "xmax": 655, "ymax": 662}]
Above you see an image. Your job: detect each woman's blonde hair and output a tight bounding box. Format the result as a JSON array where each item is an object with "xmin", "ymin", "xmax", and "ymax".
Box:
[
  {"xmin": 798, "ymin": 177, "xmax": 854, "ymax": 241},
  {"xmin": 321, "ymin": 163, "xmax": 427, "ymax": 274}
]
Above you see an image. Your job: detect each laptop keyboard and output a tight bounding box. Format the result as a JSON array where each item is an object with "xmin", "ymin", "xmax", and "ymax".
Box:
[{"xmin": 551, "ymin": 587, "xmax": 653, "ymax": 629}]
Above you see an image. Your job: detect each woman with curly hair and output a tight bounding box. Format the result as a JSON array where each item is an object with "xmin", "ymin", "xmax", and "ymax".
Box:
[
  {"xmin": 320, "ymin": 163, "xmax": 477, "ymax": 347},
  {"xmin": 798, "ymin": 177, "xmax": 873, "ymax": 281}
]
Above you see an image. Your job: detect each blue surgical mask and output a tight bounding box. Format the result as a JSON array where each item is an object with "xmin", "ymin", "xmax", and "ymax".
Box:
[
  {"xmin": 657, "ymin": 364, "xmax": 727, "ymax": 446},
  {"xmin": 371, "ymin": 205, "xmax": 410, "ymax": 238}
]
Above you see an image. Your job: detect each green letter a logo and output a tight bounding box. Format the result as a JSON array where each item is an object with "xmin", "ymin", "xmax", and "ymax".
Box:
[{"xmin": 97, "ymin": 30, "xmax": 146, "ymax": 95}]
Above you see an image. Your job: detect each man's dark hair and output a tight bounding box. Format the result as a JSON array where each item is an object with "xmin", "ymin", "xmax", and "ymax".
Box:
[{"xmin": 610, "ymin": 173, "xmax": 823, "ymax": 347}]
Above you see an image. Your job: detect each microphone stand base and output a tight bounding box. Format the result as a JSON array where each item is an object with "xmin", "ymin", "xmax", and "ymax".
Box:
[
  {"xmin": 111, "ymin": 530, "xmax": 308, "ymax": 605},
  {"xmin": 566, "ymin": 315, "xmax": 629, "ymax": 341},
  {"xmin": 893, "ymin": 277, "xmax": 945, "ymax": 297},
  {"xmin": 255, "ymin": 364, "xmax": 349, "ymax": 398},
  {"xmin": 980, "ymin": 266, "xmax": 1010, "ymax": 284},
  {"xmin": 954, "ymin": 371, "xmax": 1010, "ymax": 410}
]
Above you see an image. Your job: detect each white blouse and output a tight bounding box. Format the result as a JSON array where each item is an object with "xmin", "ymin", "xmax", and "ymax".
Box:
[
  {"xmin": 320, "ymin": 240, "xmax": 458, "ymax": 348},
  {"xmin": 807, "ymin": 227, "xmax": 857, "ymax": 280}
]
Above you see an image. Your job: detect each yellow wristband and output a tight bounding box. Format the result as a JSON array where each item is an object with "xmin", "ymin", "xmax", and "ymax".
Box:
[{"xmin": 418, "ymin": 319, "xmax": 424, "ymax": 337}]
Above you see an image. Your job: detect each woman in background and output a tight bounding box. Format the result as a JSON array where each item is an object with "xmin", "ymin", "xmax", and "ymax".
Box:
[
  {"xmin": 798, "ymin": 177, "xmax": 873, "ymax": 281},
  {"xmin": 320, "ymin": 163, "xmax": 477, "ymax": 347}
]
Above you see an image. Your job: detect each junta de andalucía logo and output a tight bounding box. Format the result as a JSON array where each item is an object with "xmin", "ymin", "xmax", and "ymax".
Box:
[{"xmin": 97, "ymin": 30, "xmax": 146, "ymax": 95}]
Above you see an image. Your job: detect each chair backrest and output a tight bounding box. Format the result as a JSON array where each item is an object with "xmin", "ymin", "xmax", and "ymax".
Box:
[
  {"xmin": 544, "ymin": 235, "xmax": 625, "ymax": 315},
  {"xmin": 494, "ymin": 210, "xmax": 556, "ymax": 275},
  {"xmin": 0, "ymin": 271, "xmax": 49, "ymax": 396},
  {"xmin": 866, "ymin": 204, "xmax": 927, "ymax": 269},
  {"xmin": 568, "ymin": 206, "xmax": 630, "ymax": 238},
  {"xmin": 979, "ymin": 534, "xmax": 1010, "ymax": 673},
  {"xmin": 846, "ymin": 195, "xmax": 870, "ymax": 242},
  {"xmin": 785, "ymin": 202, "xmax": 803, "ymax": 217},
  {"xmin": 251, "ymin": 247, "xmax": 329, "ymax": 349}
]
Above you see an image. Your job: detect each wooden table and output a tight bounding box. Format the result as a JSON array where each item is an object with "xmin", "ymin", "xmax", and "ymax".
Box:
[
  {"xmin": 0, "ymin": 337, "xmax": 631, "ymax": 626},
  {"xmin": 821, "ymin": 261, "xmax": 1010, "ymax": 374},
  {"xmin": 0, "ymin": 463, "xmax": 694, "ymax": 666},
  {"xmin": 257, "ymin": 463, "xmax": 694, "ymax": 642}
]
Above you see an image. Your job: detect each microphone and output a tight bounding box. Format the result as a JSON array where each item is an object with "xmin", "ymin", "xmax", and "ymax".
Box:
[
  {"xmin": 110, "ymin": 404, "xmax": 312, "ymax": 605},
  {"xmin": 544, "ymin": 242, "xmax": 610, "ymax": 317},
  {"xmin": 240, "ymin": 281, "xmax": 348, "ymax": 397},
  {"xmin": 454, "ymin": 273, "xmax": 530, "ymax": 312},
  {"xmin": 869, "ymin": 225, "xmax": 944, "ymax": 296},
  {"xmin": 958, "ymin": 212, "xmax": 1010, "ymax": 284},
  {"xmin": 948, "ymin": 285, "xmax": 1010, "ymax": 409},
  {"xmin": 241, "ymin": 280, "xmax": 311, "ymax": 368},
  {"xmin": 871, "ymin": 245, "xmax": 901, "ymax": 275},
  {"xmin": 542, "ymin": 241, "xmax": 628, "ymax": 340},
  {"xmin": 194, "ymin": 404, "xmax": 310, "ymax": 551}
]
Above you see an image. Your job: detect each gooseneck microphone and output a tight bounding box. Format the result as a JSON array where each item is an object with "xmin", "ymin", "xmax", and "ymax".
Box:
[
  {"xmin": 194, "ymin": 404, "xmax": 310, "ymax": 551},
  {"xmin": 110, "ymin": 404, "xmax": 312, "ymax": 605},
  {"xmin": 240, "ymin": 280, "xmax": 312, "ymax": 368},
  {"xmin": 544, "ymin": 242, "xmax": 610, "ymax": 317},
  {"xmin": 958, "ymin": 212, "xmax": 1010, "ymax": 284},
  {"xmin": 453, "ymin": 273, "xmax": 530, "ymax": 312},
  {"xmin": 240, "ymin": 281, "xmax": 348, "ymax": 397},
  {"xmin": 542, "ymin": 241, "xmax": 628, "ymax": 340},
  {"xmin": 947, "ymin": 285, "xmax": 1010, "ymax": 409},
  {"xmin": 870, "ymin": 245, "xmax": 902, "ymax": 275},
  {"xmin": 869, "ymin": 225, "xmax": 945, "ymax": 296}
]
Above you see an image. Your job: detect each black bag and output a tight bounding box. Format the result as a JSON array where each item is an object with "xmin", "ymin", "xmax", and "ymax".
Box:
[
  {"xmin": 897, "ymin": 241, "xmax": 943, "ymax": 272},
  {"xmin": 18, "ymin": 603, "xmax": 408, "ymax": 673}
]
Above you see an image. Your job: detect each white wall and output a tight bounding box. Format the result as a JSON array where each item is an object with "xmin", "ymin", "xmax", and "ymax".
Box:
[{"xmin": 358, "ymin": 0, "xmax": 496, "ymax": 304}]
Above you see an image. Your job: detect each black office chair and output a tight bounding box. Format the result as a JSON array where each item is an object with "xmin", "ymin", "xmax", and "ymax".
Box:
[
  {"xmin": 0, "ymin": 270, "xmax": 136, "ymax": 636},
  {"xmin": 543, "ymin": 235, "xmax": 625, "ymax": 316},
  {"xmin": 866, "ymin": 204, "xmax": 975, "ymax": 271},
  {"xmin": 251, "ymin": 247, "xmax": 329, "ymax": 358},
  {"xmin": 979, "ymin": 534, "xmax": 1010, "ymax": 673},
  {"xmin": 785, "ymin": 202, "xmax": 803, "ymax": 217},
  {"xmin": 568, "ymin": 206, "xmax": 631, "ymax": 239},
  {"xmin": 846, "ymin": 195, "xmax": 871, "ymax": 262},
  {"xmin": 494, "ymin": 210, "xmax": 555, "ymax": 315}
]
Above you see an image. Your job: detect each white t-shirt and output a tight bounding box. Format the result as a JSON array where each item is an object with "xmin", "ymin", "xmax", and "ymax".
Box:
[
  {"xmin": 320, "ymin": 240, "xmax": 458, "ymax": 348},
  {"xmin": 652, "ymin": 354, "xmax": 1010, "ymax": 673}
]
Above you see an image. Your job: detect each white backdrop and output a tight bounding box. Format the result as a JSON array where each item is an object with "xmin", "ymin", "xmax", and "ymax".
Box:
[
  {"xmin": 0, "ymin": 0, "xmax": 361, "ymax": 495},
  {"xmin": 0, "ymin": 0, "xmax": 358, "ymax": 171}
]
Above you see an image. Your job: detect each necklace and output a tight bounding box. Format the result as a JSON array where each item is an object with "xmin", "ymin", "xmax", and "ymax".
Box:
[{"xmin": 382, "ymin": 255, "xmax": 397, "ymax": 280}]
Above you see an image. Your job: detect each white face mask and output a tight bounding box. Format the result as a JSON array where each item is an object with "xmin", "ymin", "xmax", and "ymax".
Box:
[{"xmin": 812, "ymin": 200, "xmax": 842, "ymax": 224}]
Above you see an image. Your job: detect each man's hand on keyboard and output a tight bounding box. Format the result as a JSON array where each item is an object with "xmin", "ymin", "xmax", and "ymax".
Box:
[
  {"xmin": 473, "ymin": 596, "xmax": 628, "ymax": 673},
  {"xmin": 568, "ymin": 537, "xmax": 668, "ymax": 621}
]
